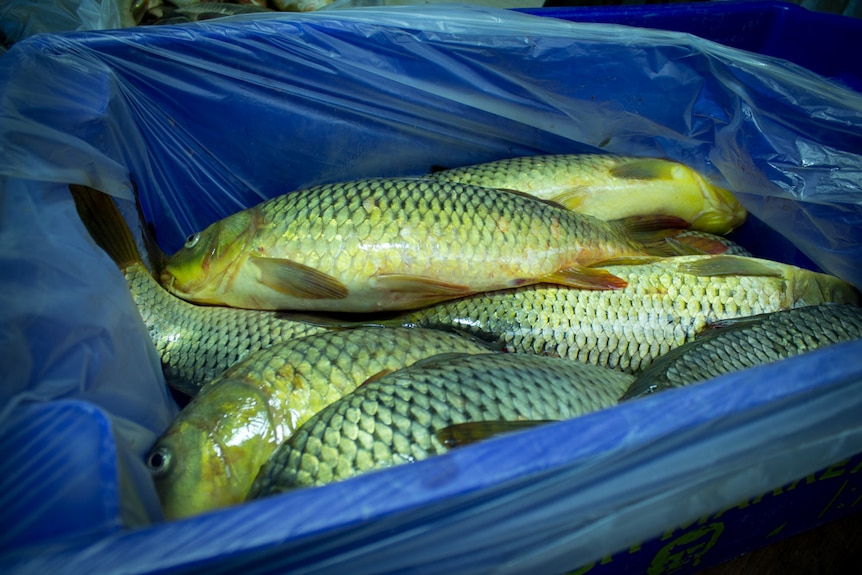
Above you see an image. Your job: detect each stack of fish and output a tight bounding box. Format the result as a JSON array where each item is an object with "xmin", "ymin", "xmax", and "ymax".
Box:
[{"xmin": 70, "ymin": 153, "xmax": 861, "ymax": 521}]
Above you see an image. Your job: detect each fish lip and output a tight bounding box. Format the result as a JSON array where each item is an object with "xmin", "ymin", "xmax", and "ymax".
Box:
[{"xmin": 160, "ymin": 270, "xmax": 178, "ymax": 292}]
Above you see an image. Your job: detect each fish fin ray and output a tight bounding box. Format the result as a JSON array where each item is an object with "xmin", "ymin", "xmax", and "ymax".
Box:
[
  {"xmin": 534, "ymin": 265, "xmax": 628, "ymax": 290},
  {"xmin": 69, "ymin": 184, "xmax": 144, "ymax": 269},
  {"xmin": 666, "ymin": 235, "xmax": 728, "ymax": 255},
  {"xmin": 609, "ymin": 158, "xmax": 677, "ymax": 181},
  {"xmin": 676, "ymin": 256, "xmax": 784, "ymax": 278},
  {"xmin": 252, "ymin": 257, "xmax": 349, "ymax": 299},
  {"xmin": 373, "ymin": 274, "xmax": 474, "ymax": 297},
  {"xmin": 358, "ymin": 368, "xmax": 395, "ymax": 389},
  {"xmin": 592, "ymin": 255, "xmax": 662, "ymax": 267},
  {"xmin": 436, "ymin": 420, "xmax": 557, "ymax": 449},
  {"xmin": 547, "ymin": 187, "xmax": 589, "ymax": 210}
]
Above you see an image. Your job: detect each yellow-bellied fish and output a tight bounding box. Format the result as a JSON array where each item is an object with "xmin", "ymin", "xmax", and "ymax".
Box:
[
  {"xmin": 428, "ymin": 154, "xmax": 747, "ymax": 234},
  {"xmin": 147, "ymin": 326, "xmax": 493, "ymax": 520},
  {"xmin": 248, "ymin": 352, "xmax": 635, "ymax": 495},
  {"xmin": 69, "ymin": 184, "xmax": 329, "ymax": 396},
  {"xmin": 160, "ymin": 178, "xmax": 688, "ymax": 313}
]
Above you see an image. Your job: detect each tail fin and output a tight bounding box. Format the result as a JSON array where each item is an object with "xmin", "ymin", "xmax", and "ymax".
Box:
[
  {"xmin": 130, "ymin": 180, "xmax": 168, "ymax": 274},
  {"xmin": 70, "ymin": 184, "xmax": 142, "ymax": 269},
  {"xmin": 616, "ymin": 215, "xmax": 690, "ymax": 257}
]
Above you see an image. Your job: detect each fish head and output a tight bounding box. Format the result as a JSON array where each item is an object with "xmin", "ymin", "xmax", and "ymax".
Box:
[
  {"xmin": 147, "ymin": 379, "xmax": 282, "ymax": 520},
  {"xmin": 690, "ymin": 179, "xmax": 748, "ymax": 235},
  {"xmin": 161, "ymin": 209, "xmax": 259, "ymax": 303}
]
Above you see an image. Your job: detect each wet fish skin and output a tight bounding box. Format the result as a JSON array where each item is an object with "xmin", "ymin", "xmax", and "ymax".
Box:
[
  {"xmin": 147, "ymin": 326, "xmax": 493, "ymax": 520},
  {"xmin": 161, "ymin": 177, "xmax": 679, "ymax": 313},
  {"xmin": 379, "ymin": 255, "xmax": 860, "ymax": 374},
  {"xmin": 623, "ymin": 304, "xmax": 862, "ymax": 399},
  {"xmin": 428, "ymin": 154, "xmax": 747, "ymax": 234},
  {"xmin": 70, "ymin": 184, "xmax": 329, "ymax": 396},
  {"xmin": 248, "ymin": 352, "xmax": 634, "ymax": 495}
]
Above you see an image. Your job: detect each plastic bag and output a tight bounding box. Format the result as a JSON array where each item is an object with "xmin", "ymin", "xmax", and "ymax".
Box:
[{"xmin": 1, "ymin": 5, "xmax": 861, "ymax": 573}]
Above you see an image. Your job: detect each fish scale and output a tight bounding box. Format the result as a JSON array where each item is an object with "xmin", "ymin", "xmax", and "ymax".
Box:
[
  {"xmin": 147, "ymin": 326, "xmax": 493, "ymax": 520},
  {"xmin": 161, "ymin": 177, "xmax": 671, "ymax": 313},
  {"xmin": 248, "ymin": 352, "xmax": 634, "ymax": 495},
  {"xmin": 623, "ymin": 304, "xmax": 862, "ymax": 398},
  {"xmin": 70, "ymin": 185, "xmax": 330, "ymax": 397},
  {"xmin": 427, "ymin": 154, "xmax": 747, "ymax": 235},
  {"xmin": 381, "ymin": 255, "xmax": 860, "ymax": 374},
  {"xmin": 125, "ymin": 264, "xmax": 328, "ymax": 396}
]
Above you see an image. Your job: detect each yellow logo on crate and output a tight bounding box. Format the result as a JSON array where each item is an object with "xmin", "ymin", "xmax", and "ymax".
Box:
[
  {"xmin": 647, "ymin": 523, "xmax": 724, "ymax": 574},
  {"xmin": 566, "ymin": 455, "xmax": 862, "ymax": 575}
]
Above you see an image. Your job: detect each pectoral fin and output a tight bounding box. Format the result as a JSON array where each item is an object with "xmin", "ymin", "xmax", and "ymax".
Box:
[
  {"xmin": 535, "ymin": 265, "xmax": 628, "ymax": 290},
  {"xmin": 676, "ymin": 255, "xmax": 784, "ymax": 278},
  {"xmin": 547, "ymin": 187, "xmax": 589, "ymax": 211},
  {"xmin": 372, "ymin": 274, "xmax": 474, "ymax": 298},
  {"xmin": 436, "ymin": 420, "xmax": 557, "ymax": 449},
  {"xmin": 252, "ymin": 257, "xmax": 349, "ymax": 299},
  {"xmin": 609, "ymin": 158, "xmax": 678, "ymax": 181},
  {"xmin": 358, "ymin": 368, "xmax": 395, "ymax": 389}
]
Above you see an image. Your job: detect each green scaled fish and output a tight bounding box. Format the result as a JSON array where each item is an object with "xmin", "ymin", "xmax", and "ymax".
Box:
[
  {"xmin": 361, "ymin": 255, "xmax": 860, "ymax": 374},
  {"xmin": 69, "ymin": 184, "xmax": 329, "ymax": 396},
  {"xmin": 147, "ymin": 326, "xmax": 493, "ymax": 520},
  {"xmin": 623, "ymin": 303, "xmax": 862, "ymax": 399},
  {"xmin": 428, "ymin": 154, "xmax": 747, "ymax": 234},
  {"xmin": 247, "ymin": 352, "xmax": 634, "ymax": 495},
  {"xmin": 161, "ymin": 178, "xmax": 690, "ymax": 313}
]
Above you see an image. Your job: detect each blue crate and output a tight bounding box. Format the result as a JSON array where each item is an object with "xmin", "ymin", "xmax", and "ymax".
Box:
[{"xmin": 2, "ymin": 4, "xmax": 862, "ymax": 574}]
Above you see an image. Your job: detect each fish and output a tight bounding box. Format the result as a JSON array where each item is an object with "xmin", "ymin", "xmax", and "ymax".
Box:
[
  {"xmin": 247, "ymin": 352, "xmax": 635, "ymax": 495},
  {"xmin": 149, "ymin": 2, "xmax": 273, "ymax": 25},
  {"xmin": 343, "ymin": 255, "xmax": 860, "ymax": 374},
  {"xmin": 69, "ymin": 184, "xmax": 330, "ymax": 396},
  {"xmin": 667, "ymin": 230, "xmax": 752, "ymax": 257},
  {"xmin": 272, "ymin": 0, "xmax": 334, "ymax": 11},
  {"xmin": 146, "ymin": 326, "xmax": 494, "ymax": 520},
  {"xmin": 161, "ymin": 177, "xmax": 689, "ymax": 313},
  {"xmin": 428, "ymin": 154, "xmax": 747, "ymax": 235},
  {"xmin": 622, "ymin": 303, "xmax": 862, "ymax": 399}
]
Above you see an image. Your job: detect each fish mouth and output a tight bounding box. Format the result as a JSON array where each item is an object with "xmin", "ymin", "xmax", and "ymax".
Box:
[
  {"xmin": 692, "ymin": 183, "xmax": 747, "ymax": 234},
  {"xmin": 160, "ymin": 270, "xmax": 179, "ymax": 293}
]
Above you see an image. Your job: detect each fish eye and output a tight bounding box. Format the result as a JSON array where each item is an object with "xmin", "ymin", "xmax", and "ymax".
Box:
[
  {"xmin": 147, "ymin": 447, "xmax": 171, "ymax": 476},
  {"xmin": 184, "ymin": 233, "xmax": 201, "ymax": 249}
]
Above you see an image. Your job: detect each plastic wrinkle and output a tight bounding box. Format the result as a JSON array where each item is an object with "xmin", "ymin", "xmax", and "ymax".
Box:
[{"xmin": 1, "ymin": 5, "xmax": 862, "ymax": 574}]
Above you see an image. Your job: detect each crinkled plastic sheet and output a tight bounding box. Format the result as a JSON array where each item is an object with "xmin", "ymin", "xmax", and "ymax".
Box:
[{"xmin": 1, "ymin": 5, "xmax": 862, "ymax": 574}]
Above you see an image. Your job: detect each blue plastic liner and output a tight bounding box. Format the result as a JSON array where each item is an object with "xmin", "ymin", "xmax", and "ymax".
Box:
[
  {"xmin": 1, "ymin": 5, "xmax": 862, "ymax": 574},
  {"xmin": 525, "ymin": 1, "xmax": 862, "ymax": 92}
]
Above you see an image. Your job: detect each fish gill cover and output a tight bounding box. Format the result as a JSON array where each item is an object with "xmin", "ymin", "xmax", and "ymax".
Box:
[{"xmin": 1, "ymin": 5, "xmax": 862, "ymax": 574}]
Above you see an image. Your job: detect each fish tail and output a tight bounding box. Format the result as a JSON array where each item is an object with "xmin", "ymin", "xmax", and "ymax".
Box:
[
  {"xmin": 615, "ymin": 214, "xmax": 689, "ymax": 242},
  {"xmin": 613, "ymin": 215, "xmax": 731, "ymax": 257},
  {"xmin": 131, "ymin": 180, "xmax": 169, "ymax": 274},
  {"xmin": 69, "ymin": 184, "xmax": 145, "ymax": 269}
]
